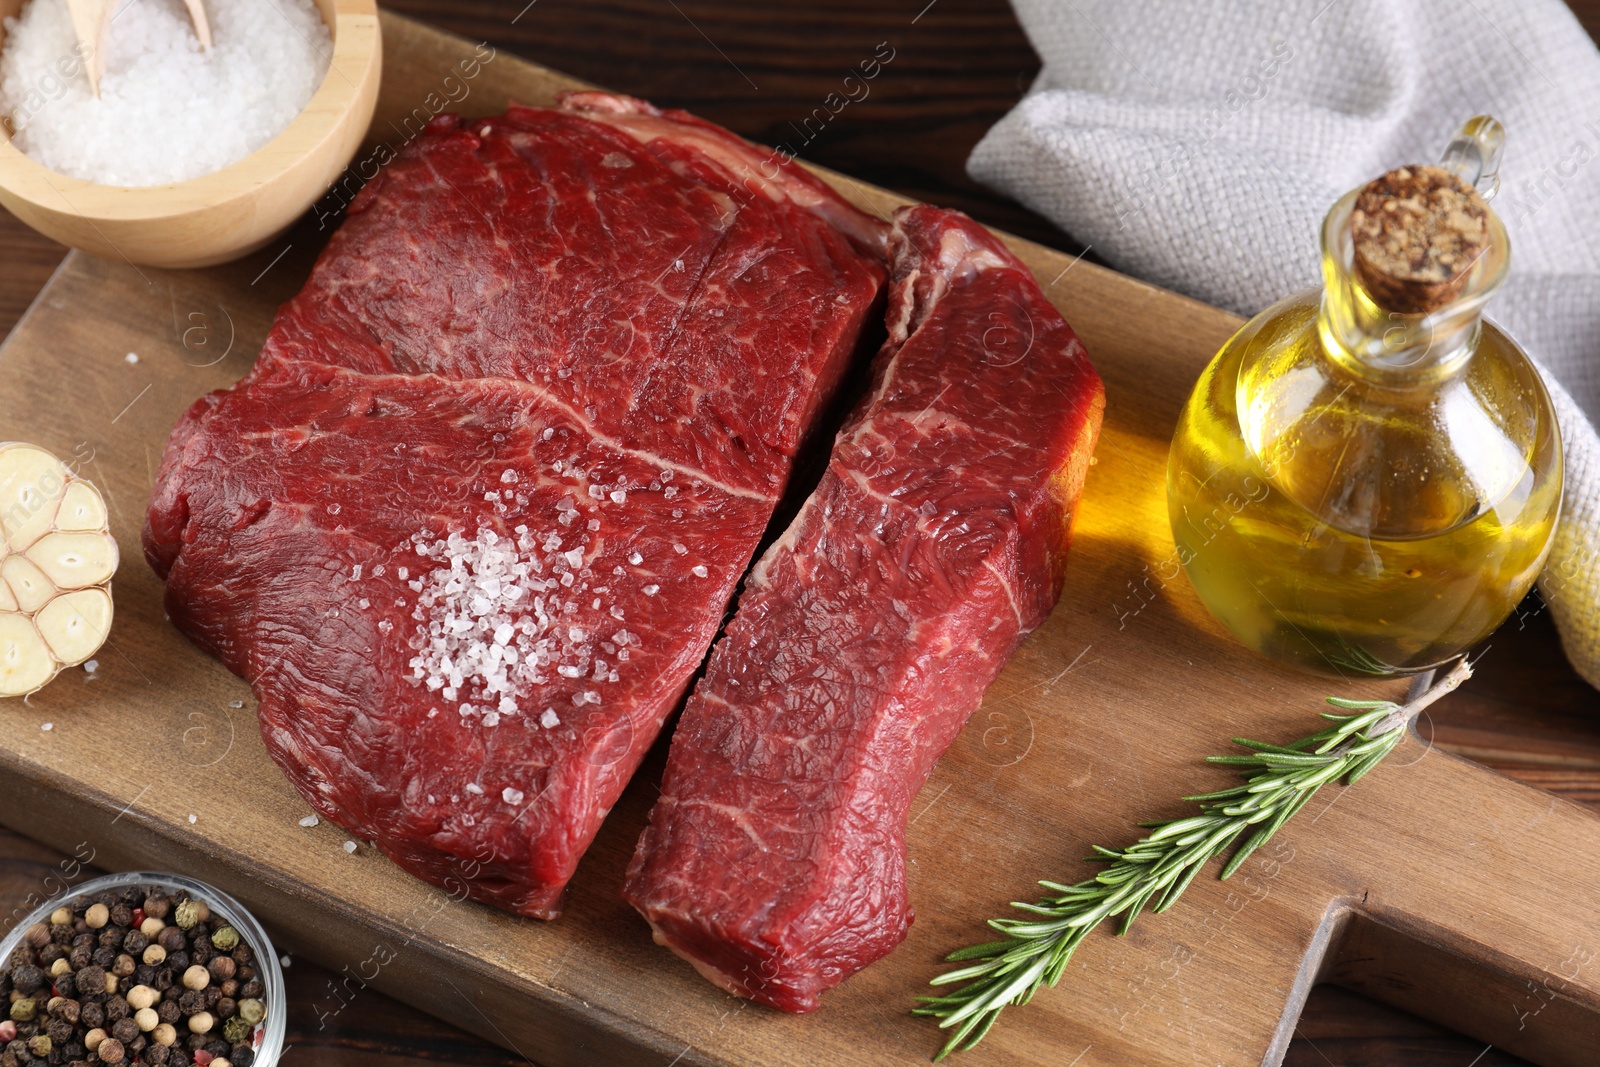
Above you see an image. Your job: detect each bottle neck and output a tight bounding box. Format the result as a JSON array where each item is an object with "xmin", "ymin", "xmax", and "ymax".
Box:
[{"xmin": 1314, "ymin": 189, "xmax": 1510, "ymax": 390}]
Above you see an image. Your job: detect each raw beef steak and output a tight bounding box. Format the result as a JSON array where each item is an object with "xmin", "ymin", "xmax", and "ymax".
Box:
[
  {"xmin": 144, "ymin": 94, "xmax": 886, "ymax": 918},
  {"xmin": 623, "ymin": 205, "xmax": 1105, "ymax": 1011}
]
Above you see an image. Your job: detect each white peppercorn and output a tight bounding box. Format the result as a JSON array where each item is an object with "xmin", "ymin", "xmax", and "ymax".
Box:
[
  {"xmin": 181, "ymin": 965, "xmax": 209, "ymax": 991},
  {"xmin": 152, "ymin": 1022, "xmax": 177, "ymax": 1046},
  {"xmin": 187, "ymin": 1010, "xmax": 214, "ymax": 1035},
  {"xmin": 84, "ymin": 904, "xmax": 110, "ymax": 930},
  {"xmin": 134, "ymin": 1007, "xmax": 159, "ymax": 1032}
]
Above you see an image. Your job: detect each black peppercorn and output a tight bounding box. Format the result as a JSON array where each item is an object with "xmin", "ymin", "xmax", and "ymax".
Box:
[
  {"xmin": 131, "ymin": 967, "xmax": 155, "ymax": 991},
  {"xmin": 38, "ymin": 944, "xmax": 67, "ymax": 966},
  {"xmin": 236, "ymin": 981, "xmax": 261, "ymax": 1001},
  {"xmin": 117, "ymin": 934, "xmax": 144, "ymax": 960},
  {"xmin": 155, "ymin": 1001, "xmax": 179, "ymax": 1026},
  {"xmin": 52, "ymin": 974, "xmax": 76, "ymax": 1001},
  {"xmin": 46, "ymin": 1001, "xmax": 77, "ymax": 1027},
  {"xmin": 206, "ymin": 959, "xmax": 233, "ymax": 984},
  {"xmin": 141, "ymin": 898, "xmax": 169, "ymax": 923},
  {"xmin": 108, "ymin": 1019, "xmax": 136, "ymax": 1046},
  {"xmin": 101, "ymin": 998, "xmax": 127, "ymax": 1025},
  {"xmin": 185, "ymin": 1034, "xmax": 207, "ymax": 1053},
  {"xmin": 200, "ymin": 989, "xmax": 220, "ymax": 1011},
  {"xmin": 151, "ymin": 970, "xmax": 173, "ymax": 994},
  {"xmin": 146, "ymin": 1042, "xmax": 170, "ymax": 1066},
  {"xmin": 107, "ymin": 907, "xmax": 131, "ymax": 931},
  {"xmin": 175, "ymin": 993, "xmax": 203, "ymax": 1019},
  {"xmin": 45, "ymin": 1019, "xmax": 71, "ymax": 1046},
  {"xmin": 213, "ymin": 998, "xmax": 235, "ymax": 1023},
  {"xmin": 229, "ymin": 1046, "xmax": 253, "ymax": 1067},
  {"xmin": 109, "ymin": 958, "xmax": 134, "ymax": 981},
  {"xmin": 71, "ymin": 970, "xmax": 104, "ymax": 1000},
  {"xmin": 8, "ymin": 967, "xmax": 44, "ymax": 996},
  {"xmin": 77, "ymin": 1004, "xmax": 102, "ymax": 1032},
  {"xmin": 166, "ymin": 954, "xmax": 189, "ymax": 975},
  {"xmin": 217, "ymin": 981, "xmax": 237, "ymax": 1000},
  {"xmin": 89, "ymin": 948, "xmax": 114, "ymax": 971},
  {"xmin": 155, "ymin": 930, "xmax": 183, "ymax": 957}
]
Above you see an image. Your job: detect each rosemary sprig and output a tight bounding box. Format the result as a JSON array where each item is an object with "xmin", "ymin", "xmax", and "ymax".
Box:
[{"xmin": 915, "ymin": 658, "xmax": 1473, "ymax": 1060}]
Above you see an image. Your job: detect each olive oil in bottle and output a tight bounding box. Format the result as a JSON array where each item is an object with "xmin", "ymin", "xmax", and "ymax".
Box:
[{"xmin": 1167, "ymin": 117, "xmax": 1564, "ymax": 675}]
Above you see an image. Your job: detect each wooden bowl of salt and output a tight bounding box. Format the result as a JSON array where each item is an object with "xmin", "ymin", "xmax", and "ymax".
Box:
[{"xmin": 0, "ymin": 0, "xmax": 380, "ymax": 269}]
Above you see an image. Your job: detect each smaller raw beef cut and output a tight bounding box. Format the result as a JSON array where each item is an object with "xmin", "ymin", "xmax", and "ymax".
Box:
[
  {"xmin": 144, "ymin": 94, "xmax": 886, "ymax": 918},
  {"xmin": 623, "ymin": 205, "xmax": 1106, "ymax": 1012}
]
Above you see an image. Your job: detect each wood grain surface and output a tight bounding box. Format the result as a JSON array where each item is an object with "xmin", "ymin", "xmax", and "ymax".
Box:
[{"xmin": 0, "ymin": 3, "xmax": 1598, "ymax": 1066}]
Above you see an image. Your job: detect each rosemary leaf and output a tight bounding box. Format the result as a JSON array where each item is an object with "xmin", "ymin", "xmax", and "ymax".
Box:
[{"xmin": 915, "ymin": 658, "xmax": 1473, "ymax": 1060}]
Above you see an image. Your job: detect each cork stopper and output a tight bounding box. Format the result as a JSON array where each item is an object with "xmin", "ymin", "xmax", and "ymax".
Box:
[{"xmin": 1350, "ymin": 164, "xmax": 1490, "ymax": 315}]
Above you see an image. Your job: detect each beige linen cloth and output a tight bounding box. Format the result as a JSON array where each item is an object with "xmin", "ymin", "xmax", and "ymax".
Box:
[{"xmin": 969, "ymin": 0, "xmax": 1600, "ymax": 689}]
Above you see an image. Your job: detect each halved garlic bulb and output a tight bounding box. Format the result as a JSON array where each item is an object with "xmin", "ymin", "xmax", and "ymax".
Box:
[{"xmin": 0, "ymin": 444, "xmax": 118, "ymax": 697}]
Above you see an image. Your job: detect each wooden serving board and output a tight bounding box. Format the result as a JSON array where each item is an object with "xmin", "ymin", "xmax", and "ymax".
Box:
[{"xmin": 3, "ymin": 14, "xmax": 1599, "ymax": 1067}]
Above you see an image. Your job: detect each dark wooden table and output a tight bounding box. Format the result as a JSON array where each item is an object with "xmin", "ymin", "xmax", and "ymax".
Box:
[{"xmin": 3, "ymin": 2, "xmax": 1599, "ymax": 1064}]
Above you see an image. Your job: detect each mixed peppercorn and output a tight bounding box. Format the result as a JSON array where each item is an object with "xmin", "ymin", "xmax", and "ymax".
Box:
[{"xmin": 0, "ymin": 886, "xmax": 267, "ymax": 1067}]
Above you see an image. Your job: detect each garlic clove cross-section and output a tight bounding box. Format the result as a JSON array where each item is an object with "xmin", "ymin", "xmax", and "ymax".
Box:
[{"xmin": 0, "ymin": 444, "xmax": 119, "ymax": 698}]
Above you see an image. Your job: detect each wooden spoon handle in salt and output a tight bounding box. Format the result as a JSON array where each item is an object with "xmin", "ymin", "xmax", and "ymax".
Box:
[
  {"xmin": 64, "ymin": 0, "xmax": 112, "ymax": 97},
  {"xmin": 182, "ymin": 0, "xmax": 214, "ymax": 52},
  {"xmin": 67, "ymin": 0, "xmax": 214, "ymax": 98}
]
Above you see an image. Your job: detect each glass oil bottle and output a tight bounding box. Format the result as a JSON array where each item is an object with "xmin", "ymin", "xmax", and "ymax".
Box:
[{"xmin": 1167, "ymin": 117, "xmax": 1564, "ymax": 675}]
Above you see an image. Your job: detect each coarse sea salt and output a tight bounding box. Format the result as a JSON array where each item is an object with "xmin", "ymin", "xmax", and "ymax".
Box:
[
  {"xmin": 405, "ymin": 525, "xmax": 624, "ymax": 728},
  {"xmin": 0, "ymin": 0, "xmax": 332, "ymax": 187}
]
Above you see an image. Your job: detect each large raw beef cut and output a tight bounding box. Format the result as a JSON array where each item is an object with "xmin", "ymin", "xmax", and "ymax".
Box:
[
  {"xmin": 144, "ymin": 94, "xmax": 886, "ymax": 918},
  {"xmin": 623, "ymin": 205, "xmax": 1105, "ymax": 1011}
]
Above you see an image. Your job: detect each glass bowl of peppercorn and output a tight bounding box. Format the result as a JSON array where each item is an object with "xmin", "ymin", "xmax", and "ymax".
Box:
[{"xmin": 0, "ymin": 872, "xmax": 285, "ymax": 1067}]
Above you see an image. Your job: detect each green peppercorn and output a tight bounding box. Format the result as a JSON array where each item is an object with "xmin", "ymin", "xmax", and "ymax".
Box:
[
  {"xmin": 221, "ymin": 1017, "xmax": 250, "ymax": 1045},
  {"xmin": 235, "ymin": 999, "xmax": 264, "ymax": 1027},
  {"xmin": 8, "ymin": 999, "xmax": 34, "ymax": 1023},
  {"xmin": 25, "ymin": 1035, "xmax": 48, "ymax": 1057},
  {"xmin": 172, "ymin": 902, "xmax": 208, "ymax": 931}
]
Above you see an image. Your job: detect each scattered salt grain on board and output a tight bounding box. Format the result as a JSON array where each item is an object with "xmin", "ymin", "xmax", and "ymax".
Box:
[
  {"xmin": 124, "ymin": 353, "xmax": 139, "ymax": 364},
  {"xmin": 83, "ymin": 660, "xmax": 98, "ymax": 674},
  {"xmin": 187, "ymin": 814, "xmax": 197, "ymax": 824},
  {"xmin": 0, "ymin": 0, "xmax": 332, "ymax": 186},
  {"xmin": 342, "ymin": 840, "xmax": 358, "ymax": 854},
  {"xmin": 298, "ymin": 814, "xmax": 319, "ymax": 828},
  {"xmin": 40, "ymin": 722, "xmax": 51, "ymax": 732}
]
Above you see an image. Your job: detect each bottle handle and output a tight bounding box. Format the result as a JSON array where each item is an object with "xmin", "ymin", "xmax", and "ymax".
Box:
[{"xmin": 1438, "ymin": 115, "xmax": 1504, "ymax": 201}]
